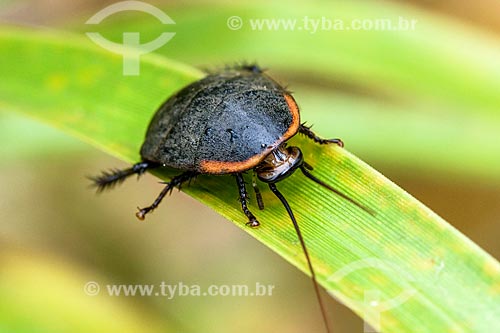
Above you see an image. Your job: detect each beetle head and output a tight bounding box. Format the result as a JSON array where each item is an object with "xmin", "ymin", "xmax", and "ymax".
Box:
[{"xmin": 255, "ymin": 143, "xmax": 303, "ymax": 183}]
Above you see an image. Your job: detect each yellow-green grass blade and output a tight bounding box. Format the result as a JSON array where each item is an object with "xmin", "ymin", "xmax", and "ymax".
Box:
[{"xmin": 1, "ymin": 27, "xmax": 499, "ymax": 333}]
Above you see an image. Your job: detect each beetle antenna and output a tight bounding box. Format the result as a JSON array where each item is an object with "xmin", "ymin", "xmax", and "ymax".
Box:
[
  {"xmin": 300, "ymin": 164, "xmax": 375, "ymax": 216},
  {"xmin": 268, "ymin": 183, "xmax": 331, "ymax": 333}
]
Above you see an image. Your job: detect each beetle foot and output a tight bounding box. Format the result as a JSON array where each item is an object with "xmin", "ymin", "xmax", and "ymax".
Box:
[
  {"xmin": 135, "ymin": 207, "xmax": 152, "ymax": 221},
  {"xmin": 245, "ymin": 219, "xmax": 260, "ymax": 228},
  {"xmin": 326, "ymin": 138, "xmax": 344, "ymax": 147}
]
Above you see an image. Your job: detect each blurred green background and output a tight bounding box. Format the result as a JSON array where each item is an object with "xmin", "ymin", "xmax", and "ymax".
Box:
[{"xmin": 1, "ymin": 0, "xmax": 499, "ymax": 332}]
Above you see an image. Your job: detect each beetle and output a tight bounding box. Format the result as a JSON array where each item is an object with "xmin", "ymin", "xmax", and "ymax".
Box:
[{"xmin": 91, "ymin": 64, "xmax": 372, "ymax": 332}]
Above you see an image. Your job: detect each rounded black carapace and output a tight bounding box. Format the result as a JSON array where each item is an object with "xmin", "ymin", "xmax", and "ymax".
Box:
[{"xmin": 90, "ymin": 64, "xmax": 373, "ymax": 332}]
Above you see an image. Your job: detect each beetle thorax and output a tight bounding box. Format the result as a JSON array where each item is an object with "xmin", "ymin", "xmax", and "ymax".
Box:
[{"xmin": 255, "ymin": 144, "xmax": 303, "ymax": 183}]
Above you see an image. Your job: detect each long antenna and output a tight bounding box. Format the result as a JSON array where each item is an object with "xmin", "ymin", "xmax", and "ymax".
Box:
[
  {"xmin": 268, "ymin": 183, "xmax": 331, "ymax": 333},
  {"xmin": 300, "ymin": 164, "xmax": 375, "ymax": 216}
]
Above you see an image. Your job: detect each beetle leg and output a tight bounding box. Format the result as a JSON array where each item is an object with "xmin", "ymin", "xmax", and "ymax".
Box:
[
  {"xmin": 252, "ymin": 171, "xmax": 265, "ymax": 210},
  {"xmin": 136, "ymin": 171, "xmax": 198, "ymax": 220},
  {"xmin": 235, "ymin": 173, "xmax": 260, "ymax": 227},
  {"xmin": 298, "ymin": 123, "xmax": 344, "ymax": 147},
  {"xmin": 89, "ymin": 161, "xmax": 159, "ymax": 192}
]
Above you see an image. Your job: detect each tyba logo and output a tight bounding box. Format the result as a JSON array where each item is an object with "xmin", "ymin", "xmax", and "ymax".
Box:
[{"xmin": 86, "ymin": 1, "xmax": 175, "ymax": 76}]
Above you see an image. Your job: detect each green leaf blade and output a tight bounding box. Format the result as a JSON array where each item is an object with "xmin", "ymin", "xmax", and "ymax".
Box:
[{"xmin": 1, "ymin": 26, "xmax": 499, "ymax": 333}]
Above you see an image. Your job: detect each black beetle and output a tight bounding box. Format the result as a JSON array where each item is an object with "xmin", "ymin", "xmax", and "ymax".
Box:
[{"xmin": 91, "ymin": 64, "xmax": 372, "ymax": 332}]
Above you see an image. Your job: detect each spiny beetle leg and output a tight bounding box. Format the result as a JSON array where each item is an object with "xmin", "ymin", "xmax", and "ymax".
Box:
[
  {"xmin": 90, "ymin": 161, "xmax": 158, "ymax": 192},
  {"xmin": 235, "ymin": 173, "xmax": 260, "ymax": 227},
  {"xmin": 136, "ymin": 171, "xmax": 198, "ymax": 220},
  {"xmin": 299, "ymin": 123, "xmax": 344, "ymax": 147},
  {"xmin": 252, "ymin": 171, "xmax": 265, "ymax": 210}
]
